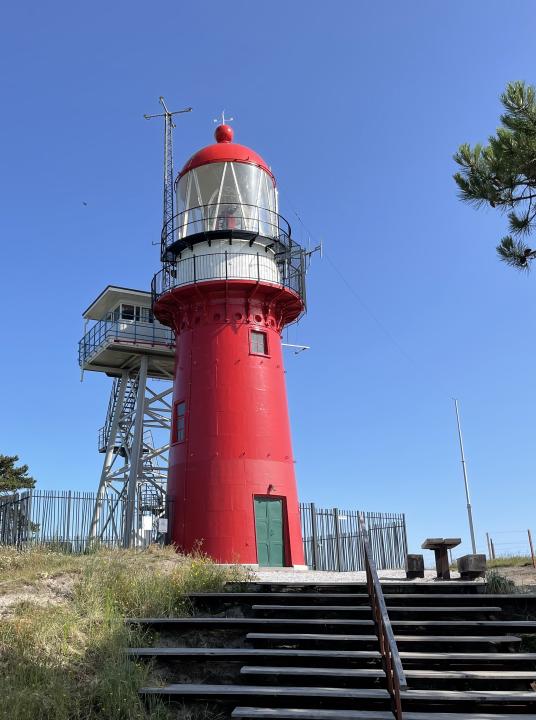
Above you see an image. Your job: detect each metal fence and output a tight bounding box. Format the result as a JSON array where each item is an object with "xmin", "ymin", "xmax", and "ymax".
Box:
[
  {"xmin": 300, "ymin": 503, "xmax": 407, "ymax": 571},
  {"xmin": 0, "ymin": 491, "xmax": 407, "ymax": 570},
  {"xmin": 0, "ymin": 490, "xmax": 167, "ymax": 552}
]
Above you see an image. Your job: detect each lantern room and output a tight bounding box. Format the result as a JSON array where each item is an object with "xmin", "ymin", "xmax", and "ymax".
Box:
[
  {"xmin": 164, "ymin": 125, "xmax": 281, "ymax": 254},
  {"xmin": 153, "ymin": 124, "xmax": 306, "ymax": 324}
]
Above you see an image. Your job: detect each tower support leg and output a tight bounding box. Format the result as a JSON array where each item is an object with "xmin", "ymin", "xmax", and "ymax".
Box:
[
  {"xmin": 90, "ymin": 371, "xmax": 128, "ymax": 539},
  {"xmin": 123, "ymin": 356, "xmax": 149, "ymax": 548}
]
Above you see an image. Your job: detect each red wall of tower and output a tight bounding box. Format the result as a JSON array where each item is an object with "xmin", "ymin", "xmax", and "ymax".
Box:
[{"xmin": 154, "ymin": 280, "xmax": 305, "ymax": 566}]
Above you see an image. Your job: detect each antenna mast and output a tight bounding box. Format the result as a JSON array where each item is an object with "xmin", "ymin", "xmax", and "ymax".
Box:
[{"xmin": 144, "ymin": 97, "xmax": 192, "ymax": 246}]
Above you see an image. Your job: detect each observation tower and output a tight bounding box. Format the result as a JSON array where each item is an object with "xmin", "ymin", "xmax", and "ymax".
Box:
[{"xmin": 152, "ymin": 123, "xmax": 307, "ymax": 567}]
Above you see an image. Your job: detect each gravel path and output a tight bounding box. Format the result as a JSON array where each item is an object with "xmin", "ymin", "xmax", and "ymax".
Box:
[{"xmin": 251, "ymin": 568, "xmax": 474, "ymax": 583}]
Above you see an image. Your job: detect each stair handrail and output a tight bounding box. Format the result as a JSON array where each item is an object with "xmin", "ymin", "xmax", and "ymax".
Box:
[{"xmin": 359, "ymin": 512, "xmax": 407, "ymax": 719}]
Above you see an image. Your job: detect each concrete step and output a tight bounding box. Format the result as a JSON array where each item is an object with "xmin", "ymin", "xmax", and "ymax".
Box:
[{"xmin": 232, "ymin": 708, "xmax": 536, "ymax": 720}]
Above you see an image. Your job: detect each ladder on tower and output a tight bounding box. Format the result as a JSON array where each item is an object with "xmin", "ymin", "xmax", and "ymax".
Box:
[{"xmin": 98, "ymin": 377, "xmax": 138, "ymax": 453}]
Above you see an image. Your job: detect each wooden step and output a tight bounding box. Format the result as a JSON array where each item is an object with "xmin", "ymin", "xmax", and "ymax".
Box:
[
  {"xmin": 232, "ymin": 710, "xmax": 395, "ymax": 720},
  {"xmin": 127, "ymin": 617, "xmax": 375, "ymax": 631},
  {"xmin": 190, "ymin": 590, "xmax": 535, "ymax": 606},
  {"xmin": 252, "ymin": 604, "xmax": 502, "ymax": 615},
  {"xmin": 247, "ymin": 632, "xmax": 521, "ymax": 648},
  {"xmin": 400, "ymin": 651, "xmax": 536, "ymax": 663},
  {"xmin": 390, "ymin": 620, "xmax": 536, "ymax": 634},
  {"xmin": 127, "ymin": 647, "xmax": 381, "ymax": 663},
  {"xmin": 227, "ymin": 581, "xmax": 485, "ymax": 594},
  {"xmin": 139, "ymin": 683, "xmax": 390, "ymax": 704},
  {"xmin": 402, "ymin": 688, "xmax": 536, "ymax": 702},
  {"xmin": 240, "ymin": 665, "xmax": 536, "ymax": 683},
  {"xmin": 139, "ymin": 682, "xmax": 536, "ymax": 706},
  {"xmin": 232, "ymin": 708, "xmax": 536, "ymax": 720},
  {"xmin": 128, "ymin": 617, "xmax": 534, "ymax": 634},
  {"xmin": 240, "ymin": 665, "xmax": 385, "ymax": 680}
]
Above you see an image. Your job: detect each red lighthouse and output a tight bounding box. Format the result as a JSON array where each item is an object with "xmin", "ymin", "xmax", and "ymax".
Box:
[{"xmin": 152, "ymin": 123, "xmax": 307, "ymax": 568}]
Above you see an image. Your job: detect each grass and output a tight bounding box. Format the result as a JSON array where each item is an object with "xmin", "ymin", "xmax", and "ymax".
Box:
[
  {"xmin": 485, "ymin": 569, "xmax": 517, "ymax": 594},
  {"xmin": 0, "ymin": 545, "xmax": 247, "ymax": 720},
  {"xmin": 486, "ymin": 555, "xmax": 534, "ymax": 569}
]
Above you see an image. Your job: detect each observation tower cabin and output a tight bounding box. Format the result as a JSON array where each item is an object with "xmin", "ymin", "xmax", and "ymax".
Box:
[{"xmin": 79, "ymin": 285, "xmax": 174, "ymax": 379}]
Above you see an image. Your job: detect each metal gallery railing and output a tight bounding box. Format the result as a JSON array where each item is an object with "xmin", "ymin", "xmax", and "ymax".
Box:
[
  {"xmin": 78, "ymin": 319, "xmax": 175, "ymax": 367},
  {"xmin": 152, "ymin": 250, "xmax": 306, "ymax": 307},
  {"xmin": 300, "ymin": 504, "xmax": 407, "ymax": 571},
  {"xmin": 161, "ymin": 203, "xmax": 292, "ymax": 257},
  {"xmin": 359, "ymin": 512, "xmax": 407, "ymax": 719}
]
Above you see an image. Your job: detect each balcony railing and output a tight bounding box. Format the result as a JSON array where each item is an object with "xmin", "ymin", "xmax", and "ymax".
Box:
[
  {"xmin": 152, "ymin": 250, "xmax": 306, "ymax": 309},
  {"xmin": 78, "ymin": 320, "xmax": 175, "ymax": 368},
  {"xmin": 161, "ymin": 203, "xmax": 292, "ymax": 258}
]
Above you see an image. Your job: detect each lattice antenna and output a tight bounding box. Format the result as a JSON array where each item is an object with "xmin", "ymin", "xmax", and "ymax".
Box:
[{"xmin": 144, "ymin": 97, "xmax": 192, "ymax": 245}]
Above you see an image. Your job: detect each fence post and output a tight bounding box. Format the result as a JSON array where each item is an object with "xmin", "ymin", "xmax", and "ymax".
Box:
[
  {"xmin": 66, "ymin": 490, "xmax": 72, "ymax": 548},
  {"xmin": 225, "ymin": 251, "xmax": 228, "ymax": 280},
  {"xmin": 486, "ymin": 532, "xmax": 492, "ymax": 561},
  {"xmin": 528, "ymin": 529, "xmax": 536, "ymax": 569},
  {"xmin": 310, "ymin": 503, "xmax": 318, "ymax": 571},
  {"xmin": 333, "ymin": 507, "xmax": 342, "ymax": 571}
]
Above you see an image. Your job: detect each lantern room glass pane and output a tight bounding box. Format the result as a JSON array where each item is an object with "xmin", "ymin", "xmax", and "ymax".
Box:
[{"xmin": 176, "ymin": 162, "xmax": 277, "ymax": 239}]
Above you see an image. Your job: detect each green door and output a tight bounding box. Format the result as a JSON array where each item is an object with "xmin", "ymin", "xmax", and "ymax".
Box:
[{"xmin": 254, "ymin": 497, "xmax": 284, "ymax": 567}]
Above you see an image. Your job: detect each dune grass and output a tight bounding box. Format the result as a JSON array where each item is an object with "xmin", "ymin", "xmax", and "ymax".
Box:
[
  {"xmin": 0, "ymin": 545, "xmax": 246, "ymax": 720},
  {"xmin": 487, "ymin": 555, "xmax": 534, "ymax": 569}
]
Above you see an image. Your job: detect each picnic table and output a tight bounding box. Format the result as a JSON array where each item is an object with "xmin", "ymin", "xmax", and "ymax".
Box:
[{"xmin": 421, "ymin": 537, "xmax": 461, "ymax": 580}]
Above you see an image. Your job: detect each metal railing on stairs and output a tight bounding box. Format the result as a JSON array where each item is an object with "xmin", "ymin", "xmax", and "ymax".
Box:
[{"xmin": 359, "ymin": 512, "xmax": 407, "ymax": 719}]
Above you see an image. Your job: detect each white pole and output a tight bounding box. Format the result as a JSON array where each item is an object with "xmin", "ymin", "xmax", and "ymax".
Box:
[{"xmin": 453, "ymin": 398, "xmax": 477, "ymax": 554}]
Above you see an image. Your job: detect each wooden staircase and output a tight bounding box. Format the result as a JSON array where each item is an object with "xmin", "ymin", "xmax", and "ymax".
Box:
[{"xmin": 130, "ymin": 580, "xmax": 536, "ymax": 719}]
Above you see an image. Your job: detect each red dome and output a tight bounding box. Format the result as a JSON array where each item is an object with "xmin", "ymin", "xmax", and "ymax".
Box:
[{"xmin": 178, "ymin": 125, "xmax": 275, "ymax": 185}]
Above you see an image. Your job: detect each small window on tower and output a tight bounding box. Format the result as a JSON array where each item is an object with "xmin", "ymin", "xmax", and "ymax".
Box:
[
  {"xmin": 175, "ymin": 401, "xmax": 186, "ymax": 443},
  {"xmin": 250, "ymin": 330, "xmax": 268, "ymax": 356}
]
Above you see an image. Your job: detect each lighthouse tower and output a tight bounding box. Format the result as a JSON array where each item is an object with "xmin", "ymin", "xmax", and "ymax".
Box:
[{"xmin": 152, "ymin": 123, "xmax": 307, "ymax": 567}]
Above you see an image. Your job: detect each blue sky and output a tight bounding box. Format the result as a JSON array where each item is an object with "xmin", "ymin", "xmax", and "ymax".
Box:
[{"xmin": 1, "ymin": 0, "xmax": 536, "ymax": 560}]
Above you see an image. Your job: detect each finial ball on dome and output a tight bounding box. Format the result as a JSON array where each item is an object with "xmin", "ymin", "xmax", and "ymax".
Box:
[{"xmin": 215, "ymin": 124, "xmax": 234, "ymax": 143}]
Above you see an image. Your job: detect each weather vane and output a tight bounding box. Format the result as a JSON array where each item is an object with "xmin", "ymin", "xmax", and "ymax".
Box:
[{"xmin": 213, "ymin": 110, "xmax": 234, "ymax": 125}]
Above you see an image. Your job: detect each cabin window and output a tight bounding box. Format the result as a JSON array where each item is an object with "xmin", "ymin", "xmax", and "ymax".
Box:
[
  {"xmin": 250, "ymin": 330, "xmax": 268, "ymax": 356},
  {"xmin": 140, "ymin": 307, "xmax": 154, "ymax": 324},
  {"xmin": 121, "ymin": 304, "xmax": 135, "ymax": 321}
]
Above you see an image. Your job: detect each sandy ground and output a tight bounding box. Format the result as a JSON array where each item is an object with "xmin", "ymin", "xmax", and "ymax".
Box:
[
  {"xmin": 495, "ymin": 564, "xmax": 536, "ymax": 589},
  {"xmin": 0, "ymin": 574, "xmax": 75, "ymax": 617}
]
